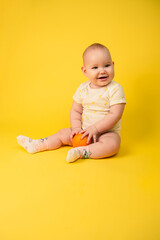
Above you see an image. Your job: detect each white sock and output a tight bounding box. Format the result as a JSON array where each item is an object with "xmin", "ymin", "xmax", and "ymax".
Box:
[
  {"xmin": 17, "ymin": 135, "xmax": 49, "ymax": 153},
  {"xmin": 66, "ymin": 146, "xmax": 91, "ymax": 163}
]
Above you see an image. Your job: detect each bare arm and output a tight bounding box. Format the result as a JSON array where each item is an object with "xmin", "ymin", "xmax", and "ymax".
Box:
[
  {"xmin": 94, "ymin": 103, "xmax": 126, "ymax": 133},
  {"xmin": 81, "ymin": 103, "xmax": 126, "ymax": 143},
  {"xmin": 70, "ymin": 101, "xmax": 83, "ymax": 136}
]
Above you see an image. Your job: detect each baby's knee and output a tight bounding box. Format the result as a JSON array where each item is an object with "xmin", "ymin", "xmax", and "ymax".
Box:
[{"xmin": 58, "ymin": 128, "xmax": 72, "ymax": 145}]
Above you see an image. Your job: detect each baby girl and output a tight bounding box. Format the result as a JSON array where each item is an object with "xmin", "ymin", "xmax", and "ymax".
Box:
[{"xmin": 17, "ymin": 43, "xmax": 126, "ymax": 163}]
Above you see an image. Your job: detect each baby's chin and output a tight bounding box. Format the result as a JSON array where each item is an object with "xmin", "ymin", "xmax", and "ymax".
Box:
[{"xmin": 90, "ymin": 78, "xmax": 113, "ymax": 89}]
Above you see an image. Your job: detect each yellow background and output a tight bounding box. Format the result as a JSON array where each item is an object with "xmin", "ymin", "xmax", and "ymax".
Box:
[{"xmin": 0, "ymin": 0, "xmax": 160, "ymax": 239}]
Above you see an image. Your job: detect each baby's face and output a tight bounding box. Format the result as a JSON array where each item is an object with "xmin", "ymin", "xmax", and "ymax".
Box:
[{"xmin": 82, "ymin": 48, "xmax": 114, "ymax": 89}]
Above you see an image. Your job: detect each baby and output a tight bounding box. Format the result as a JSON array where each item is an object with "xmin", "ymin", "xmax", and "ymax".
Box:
[{"xmin": 17, "ymin": 43, "xmax": 126, "ymax": 163}]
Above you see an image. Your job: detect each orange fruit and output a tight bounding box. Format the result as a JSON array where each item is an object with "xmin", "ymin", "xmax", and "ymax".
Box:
[{"xmin": 72, "ymin": 133, "xmax": 91, "ymax": 148}]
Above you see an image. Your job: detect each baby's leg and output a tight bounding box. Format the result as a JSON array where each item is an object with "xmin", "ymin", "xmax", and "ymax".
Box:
[
  {"xmin": 47, "ymin": 128, "xmax": 72, "ymax": 149},
  {"xmin": 17, "ymin": 128, "xmax": 72, "ymax": 153},
  {"xmin": 67, "ymin": 132, "xmax": 121, "ymax": 162}
]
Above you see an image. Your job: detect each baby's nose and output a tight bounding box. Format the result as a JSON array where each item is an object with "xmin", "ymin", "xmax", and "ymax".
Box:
[{"xmin": 99, "ymin": 67, "xmax": 106, "ymax": 73}]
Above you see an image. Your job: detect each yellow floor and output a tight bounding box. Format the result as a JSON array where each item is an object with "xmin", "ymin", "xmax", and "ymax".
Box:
[
  {"xmin": 0, "ymin": 129, "xmax": 159, "ymax": 240},
  {"xmin": 0, "ymin": 0, "xmax": 160, "ymax": 239}
]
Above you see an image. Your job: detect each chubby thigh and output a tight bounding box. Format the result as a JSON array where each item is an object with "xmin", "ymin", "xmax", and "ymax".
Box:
[
  {"xmin": 94, "ymin": 131, "xmax": 121, "ymax": 158},
  {"xmin": 99, "ymin": 131, "xmax": 121, "ymax": 144}
]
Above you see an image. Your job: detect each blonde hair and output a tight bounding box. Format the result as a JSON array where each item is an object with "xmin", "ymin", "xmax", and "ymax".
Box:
[{"xmin": 82, "ymin": 43, "xmax": 111, "ymax": 65}]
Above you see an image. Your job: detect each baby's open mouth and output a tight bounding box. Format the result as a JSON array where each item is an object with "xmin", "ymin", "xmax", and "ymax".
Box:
[{"xmin": 98, "ymin": 76, "xmax": 108, "ymax": 79}]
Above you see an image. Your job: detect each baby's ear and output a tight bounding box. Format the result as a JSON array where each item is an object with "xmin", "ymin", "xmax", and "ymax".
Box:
[{"xmin": 81, "ymin": 66, "xmax": 87, "ymax": 77}]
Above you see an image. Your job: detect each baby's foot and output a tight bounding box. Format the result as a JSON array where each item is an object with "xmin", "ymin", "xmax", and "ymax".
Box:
[
  {"xmin": 66, "ymin": 148, "xmax": 82, "ymax": 163},
  {"xmin": 66, "ymin": 146, "xmax": 92, "ymax": 163},
  {"xmin": 17, "ymin": 135, "xmax": 48, "ymax": 153}
]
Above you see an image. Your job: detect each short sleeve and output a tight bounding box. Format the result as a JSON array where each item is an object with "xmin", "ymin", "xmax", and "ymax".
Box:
[
  {"xmin": 73, "ymin": 84, "xmax": 83, "ymax": 104},
  {"xmin": 109, "ymin": 84, "xmax": 126, "ymax": 106}
]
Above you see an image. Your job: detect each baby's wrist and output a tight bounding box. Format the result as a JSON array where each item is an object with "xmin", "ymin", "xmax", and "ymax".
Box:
[{"xmin": 93, "ymin": 124, "xmax": 100, "ymax": 134}]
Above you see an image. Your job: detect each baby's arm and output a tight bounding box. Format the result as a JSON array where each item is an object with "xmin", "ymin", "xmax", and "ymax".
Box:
[
  {"xmin": 81, "ymin": 103, "xmax": 125, "ymax": 143},
  {"xmin": 94, "ymin": 103, "xmax": 125, "ymax": 133},
  {"xmin": 70, "ymin": 101, "xmax": 83, "ymax": 139}
]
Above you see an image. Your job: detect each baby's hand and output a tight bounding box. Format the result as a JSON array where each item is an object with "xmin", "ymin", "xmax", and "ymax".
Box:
[
  {"xmin": 80, "ymin": 125, "xmax": 99, "ymax": 144},
  {"xmin": 70, "ymin": 128, "xmax": 82, "ymax": 142}
]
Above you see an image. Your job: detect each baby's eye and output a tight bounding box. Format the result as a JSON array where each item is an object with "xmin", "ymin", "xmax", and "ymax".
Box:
[
  {"xmin": 92, "ymin": 66, "xmax": 98, "ymax": 69},
  {"xmin": 105, "ymin": 64, "xmax": 110, "ymax": 67}
]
